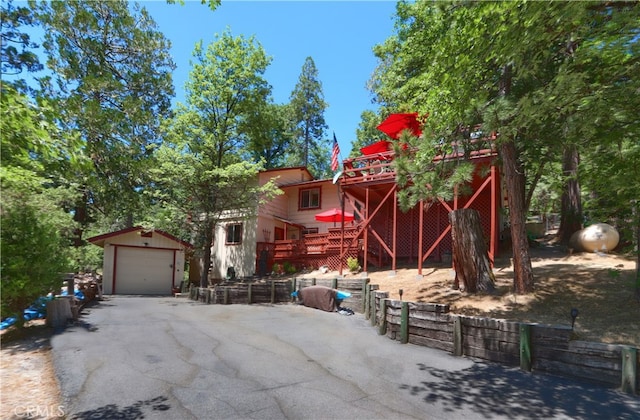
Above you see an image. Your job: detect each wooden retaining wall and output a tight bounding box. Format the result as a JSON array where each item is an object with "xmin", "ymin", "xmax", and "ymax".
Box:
[
  {"xmin": 367, "ymin": 289, "xmax": 639, "ymax": 395},
  {"xmin": 189, "ymin": 280, "xmax": 292, "ymax": 305},
  {"xmin": 187, "ymin": 277, "xmax": 368, "ymax": 308}
]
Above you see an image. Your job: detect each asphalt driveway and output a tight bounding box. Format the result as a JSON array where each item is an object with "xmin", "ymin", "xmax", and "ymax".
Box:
[{"xmin": 51, "ymin": 297, "xmax": 639, "ymax": 419}]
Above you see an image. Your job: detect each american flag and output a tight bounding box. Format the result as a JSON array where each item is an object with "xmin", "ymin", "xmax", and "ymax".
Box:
[{"xmin": 331, "ymin": 133, "xmax": 340, "ymax": 171}]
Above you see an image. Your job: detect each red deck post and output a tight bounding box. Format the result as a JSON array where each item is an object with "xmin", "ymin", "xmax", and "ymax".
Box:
[{"xmin": 418, "ymin": 199, "xmax": 424, "ymax": 275}]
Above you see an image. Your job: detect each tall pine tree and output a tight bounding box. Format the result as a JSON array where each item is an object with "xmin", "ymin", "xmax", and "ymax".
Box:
[{"xmin": 288, "ymin": 56, "xmax": 329, "ymax": 177}]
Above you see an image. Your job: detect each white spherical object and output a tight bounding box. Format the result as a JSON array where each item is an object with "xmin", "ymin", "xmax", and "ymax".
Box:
[{"xmin": 579, "ymin": 223, "xmax": 620, "ymax": 252}]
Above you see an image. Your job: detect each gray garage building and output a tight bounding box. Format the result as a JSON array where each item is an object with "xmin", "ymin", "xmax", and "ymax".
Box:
[{"xmin": 88, "ymin": 227, "xmax": 192, "ymax": 295}]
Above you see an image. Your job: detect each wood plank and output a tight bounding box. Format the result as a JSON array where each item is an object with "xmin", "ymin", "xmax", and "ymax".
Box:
[
  {"xmin": 409, "ymin": 335, "xmax": 454, "ymax": 352},
  {"xmin": 533, "ymin": 359, "xmax": 620, "ymax": 387},
  {"xmin": 463, "ymin": 345, "xmax": 520, "ymax": 365},
  {"xmin": 462, "ymin": 325, "xmax": 519, "ymax": 344},
  {"xmin": 408, "ymin": 302, "xmax": 450, "ymax": 313},
  {"xmin": 534, "ymin": 348, "xmax": 622, "ymax": 371},
  {"xmin": 410, "ymin": 311, "xmax": 454, "ymax": 323},
  {"xmin": 408, "ymin": 317, "xmax": 453, "ymax": 333},
  {"xmin": 408, "ymin": 326, "xmax": 453, "ymax": 342},
  {"xmin": 464, "ymin": 334, "xmax": 519, "ymax": 354}
]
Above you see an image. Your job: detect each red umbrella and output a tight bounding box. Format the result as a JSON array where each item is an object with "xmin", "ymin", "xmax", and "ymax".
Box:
[
  {"xmin": 315, "ymin": 208, "xmax": 354, "ymax": 227},
  {"xmin": 377, "ymin": 113, "xmax": 422, "ymax": 139},
  {"xmin": 360, "ymin": 140, "xmax": 392, "ymax": 156}
]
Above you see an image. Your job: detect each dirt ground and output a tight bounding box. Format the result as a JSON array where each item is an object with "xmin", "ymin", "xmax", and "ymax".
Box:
[
  {"xmin": 1, "ymin": 243, "xmax": 638, "ymax": 418},
  {"xmin": 0, "ymin": 320, "xmax": 63, "ymax": 419},
  {"xmin": 311, "ymin": 244, "xmax": 639, "ymax": 347}
]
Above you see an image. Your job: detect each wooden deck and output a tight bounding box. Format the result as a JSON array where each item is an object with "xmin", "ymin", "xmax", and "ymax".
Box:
[{"xmin": 270, "ymin": 133, "xmax": 499, "ymax": 274}]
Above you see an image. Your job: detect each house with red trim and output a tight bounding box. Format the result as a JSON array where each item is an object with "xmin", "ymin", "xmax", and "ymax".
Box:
[
  {"xmin": 90, "ymin": 114, "xmax": 504, "ymax": 292},
  {"xmin": 209, "ymin": 117, "xmax": 503, "ymax": 282},
  {"xmin": 208, "ymin": 166, "xmax": 357, "ymax": 281}
]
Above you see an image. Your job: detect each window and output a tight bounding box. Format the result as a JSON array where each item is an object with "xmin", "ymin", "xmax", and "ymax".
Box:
[
  {"xmin": 226, "ymin": 223, "xmax": 243, "ymax": 245},
  {"xmin": 302, "ymin": 228, "xmax": 318, "ymax": 236},
  {"xmin": 299, "ymin": 187, "xmax": 320, "ymax": 209}
]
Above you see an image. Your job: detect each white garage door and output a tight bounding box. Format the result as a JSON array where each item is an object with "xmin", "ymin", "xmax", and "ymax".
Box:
[{"xmin": 115, "ymin": 247, "xmax": 174, "ymax": 295}]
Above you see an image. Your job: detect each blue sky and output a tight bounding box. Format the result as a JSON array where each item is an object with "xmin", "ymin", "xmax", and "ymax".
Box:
[{"xmin": 142, "ymin": 0, "xmax": 398, "ymax": 157}]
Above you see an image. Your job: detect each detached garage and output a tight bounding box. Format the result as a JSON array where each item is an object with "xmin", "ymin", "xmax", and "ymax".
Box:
[{"xmin": 88, "ymin": 227, "xmax": 192, "ymax": 295}]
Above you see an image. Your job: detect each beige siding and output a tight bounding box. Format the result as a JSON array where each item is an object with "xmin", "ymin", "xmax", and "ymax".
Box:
[
  {"xmin": 211, "ymin": 217, "xmax": 258, "ymax": 280},
  {"xmin": 260, "ymin": 192, "xmax": 288, "ymax": 219},
  {"xmin": 282, "ymin": 183, "xmax": 355, "ymax": 233},
  {"xmin": 209, "ymin": 168, "xmax": 356, "ymax": 281},
  {"xmin": 260, "ymin": 167, "xmax": 313, "ymax": 186}
]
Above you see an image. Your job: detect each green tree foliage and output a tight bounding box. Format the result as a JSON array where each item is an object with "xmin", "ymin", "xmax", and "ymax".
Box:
[
  {"xmin": 155, "ymin": 30, "xmax": 279, "ymax": 287},
  {"xmin": 370, "ymin": 1, "xmax": 639, "ymax": 293},
  {"xmin": 167, "ymin": 0, "xmax": 220, "ymax": 10},
  {"xmin": 288, "ymin": 56, "xmax": 329, "ymax": 176},
  {"xmin": 1, "ymin": 0, "xmax": 43, "ymax": 78},
  {"xmin": 351, "ymin": 110, "xmax": 383, "ymax": 158},
  {"xmin": 34, "ymin": 0, "xmax": 176, "ymax": 232},
  {"xmin": 0, "ymin": 85, "xmax": 82, "ymax": 319},
  {"xmin": 241, "ymin": 102, "xmax": 295, "ymax": 169}
]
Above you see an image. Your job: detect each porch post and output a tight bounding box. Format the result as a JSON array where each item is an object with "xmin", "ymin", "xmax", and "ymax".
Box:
[
  {"xmin": 392, "ymin": 188, "xmax": 398, "ymax": 271},
  {"xmin": 490, "ymin": 164, "xmax": 497, "ymax": 267},
  {"xmin": 418, "ymin": 199, "xmax": 424, "ymax": 275},
  {"xmin": 363, "ymin": 187, "xmax": 369, "ymax": 273},
  {"xmin": 339, "ymin": 189, "xmax": 345, "ymax": 275}
]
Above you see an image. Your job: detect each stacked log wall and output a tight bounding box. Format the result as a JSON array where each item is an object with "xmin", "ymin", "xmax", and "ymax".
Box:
[{"xmin": 370, "ymin": 290, "xmax": 637, "ymax": 394}]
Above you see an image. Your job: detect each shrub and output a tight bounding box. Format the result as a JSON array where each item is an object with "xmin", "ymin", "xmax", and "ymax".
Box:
[
  {"xmin": 1, "ymin": 204, "xmax": 72, "ymax": 319},
  {"xmin": 283, "ymin": 261, "xmax": 296, "ymax": 274},
  {"xmin": 271, "ymin": 263, "xmax": 283, "ymax": 275},
  {"xmin": 346, "ymin": 257, "xmax": 361, "ymax": 273}
]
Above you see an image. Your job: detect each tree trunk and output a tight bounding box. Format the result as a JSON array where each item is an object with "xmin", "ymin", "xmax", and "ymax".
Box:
[
  {"xmin": 634, "ymin": 201, "xmax": 640, "ymax": 303},
  {"xmin": 200, "ymin": 221, "xmax": 214, "ymax": 288},
  {"xmin": 449, "ymin": 209, "xmax": 496, "ymax": 294},
  {"xmin": 557, "ymin": 144, "xmax": 583, "ymax": 245},
  {"xmin": 500, "ymin": 139, "xmax": 535, "ymax": 294},
  {"xmin": 498, "ymin": 63, "xmax": 534, "ymax": 294},
  {"xmin": 189, "ymin": 255, "xmax": 202, "ymax": 286}
]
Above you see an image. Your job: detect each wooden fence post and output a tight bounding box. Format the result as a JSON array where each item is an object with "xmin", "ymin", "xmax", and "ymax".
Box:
[
  {"xmin": 520, "ymin": 323, "xmax": 532, "ymax": 372},
  {"xmin": 621, "ymin": 346, "xmax": 637, "ymax": 394},
  {"xmin": 332, "ymin": 278, "xmax": 338, "ymax": 289},
  {"xmin": 369, "ymin": 286, "xmax": 378, "ymax": 326},
  {"xmin": 270, "ymin": 281, "xmax": 276, "ymax": 304},
  {"xmin": 223, "ymin": 287, "xmax": 229, "ymax": 305},
  {"xmin": 312, "ymin": 278, "xmax": 316, "ymax": 286},
  {"xmin": 247, "ymin": 283, "xmax": 253, "ymax": 304},
  {"xmin": 453, "ymin": 316, "xmax": 463, "ymax": 356},
  {"xmin": 400, "ymin": 301, "xmax": 409, "ymax": 344},
  {"xmin": 291, "ymin": 278, "xmax": 297, "ymax": 302},
  {"xmin": 361, "ymin": 278, "xmax": 369, "ymax": 313},
  {"xmin": 378, "ymin": 298, "xmax": 387, "ymax": 336},
  {"xmin": 364, "ymin": 284, "xmax": 371, "ymax": 320}
]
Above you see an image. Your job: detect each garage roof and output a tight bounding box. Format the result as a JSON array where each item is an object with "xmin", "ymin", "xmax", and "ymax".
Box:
[{"xmin": 87, "ymin": 226, "xmax": 193, "ymax": 249}]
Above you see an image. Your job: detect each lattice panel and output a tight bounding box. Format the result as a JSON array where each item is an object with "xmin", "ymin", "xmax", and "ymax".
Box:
[
  {"xmin": 397, "ymin": 208, "xmax": 417, "ymax": 259},
  {"xmin": 419, "ymin": 189, "xmax": 494, "ymax": 261},
  {"xmin": 326, "ymin": 249, "xmax": 358, "ymax": 271},
  {"xmin": 419, "ymin": 203, "xmax": 453, "ymax": 261},
  {"xmin": 367, "ymin": 207, "xmax": 392, "ymax": 255}
]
